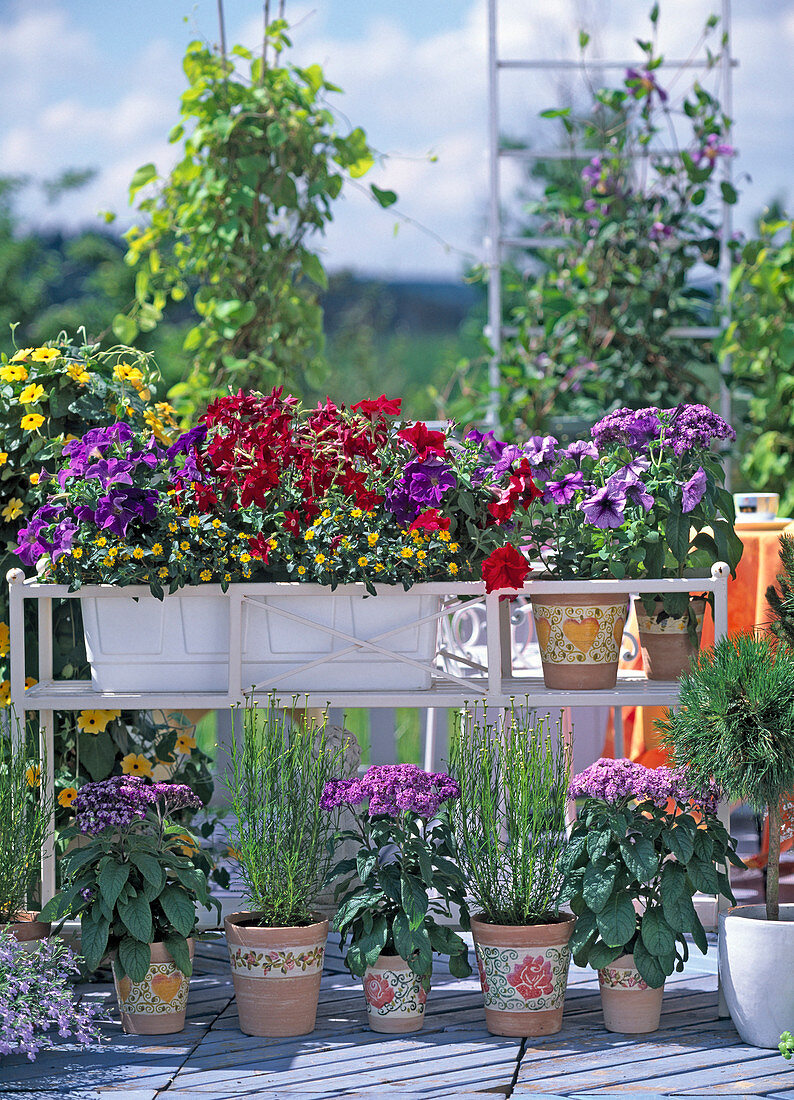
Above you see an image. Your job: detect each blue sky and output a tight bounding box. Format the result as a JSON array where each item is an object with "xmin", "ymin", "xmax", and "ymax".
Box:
[{"xmin": 1, "ymin": 0, "xmax": 793, "ymax": 278}]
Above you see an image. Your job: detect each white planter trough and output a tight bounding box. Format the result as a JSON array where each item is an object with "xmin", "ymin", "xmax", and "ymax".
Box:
[
  {"xmin": 718, "ymin": 903, "xmax": 794, "ymax": 1048},
  {"xmin": 80, "ymin": 586, "xmax": 442, "ymax": 693}
]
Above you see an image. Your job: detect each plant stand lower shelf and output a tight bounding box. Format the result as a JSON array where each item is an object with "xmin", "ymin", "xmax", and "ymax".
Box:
[{"xmin": 7, "ymin": 564, "xmax": 733, "ymax": 1020}]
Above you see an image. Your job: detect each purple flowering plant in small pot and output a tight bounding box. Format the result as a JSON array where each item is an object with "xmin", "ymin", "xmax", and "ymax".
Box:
[
  {"xmin": 40, "ymin": 776, "xmax": 218, "ymax": 1034},
  {"xmin": 323, "ymin": 764, "xmax": 470, "ymax": 1033},
  {"xmin": 561, "ymin": 758, "xmax": 740, "ymax": 1031}
]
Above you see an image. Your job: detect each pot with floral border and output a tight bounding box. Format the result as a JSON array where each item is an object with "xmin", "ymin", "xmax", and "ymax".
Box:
[
  {"xmin": 561, "ymin": 758, "xmax": 739, "ymax": 1035},
  {"xmin": 452, "ymin": 705, "xmax": 576, "ymax": 1037},
  {"xmin": 39, "ymin": 777, "xmax": 218, "ymax": 1036},
  {"xmin": 324, "ymin": 764, "xmax": 471, "ymax": 1037}
]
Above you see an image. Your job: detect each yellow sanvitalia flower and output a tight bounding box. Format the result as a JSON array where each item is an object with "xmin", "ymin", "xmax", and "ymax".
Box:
[
  {"xmin": 400, "ymin": 547, "xmax": 414, "ymax": 558},
  {"xmin": 19, "ymin": 383, "xmax": 45, "ymax": 404},
  {"xmin": 65, "ymin": 362, "xmax": 91, "ymax": 384},
  {"xmin": 240, "ymin": 552, "xmax": 251, "ymax": 564},
  {"xmin": 0, "ymin": 622, "xmax": 9, "ymax": 657},
  {"xmin": 20, "ymin": 413, "xmax": 45, "ymax": 432},
  {"xmin": 351, "ymin": 508, "xmax": 363, "ymax": 519},
  {"xmin": 2, "ymin": 498, "xmax": 24, "ymax": 522},
  {"xmin": 72, "ymin": 547, "xmax": 83, "ymax": 559},
  {"xmin": 367, "ymin": 533, "xmax": 379, "ymax": 546},
  {"xmin": 121, "ymin": 753, "xmax": 153, "ymax": 778},
  {"xmin": 438, "ymin": 531, "xmax": 451, "ymax": 542},
  {"xmin": 77, "ymin": 709, "xmax": 115, "ymax": 734},
  {"xmin": 450, "ymin": 543, "xmax": 460, "ymax": 553},
  {"xmin": 58, "ymin": 787, "xmax": 78, "ymax": 808},
  {"xmin": 158, "ymin": 566, "xmax": 169, "ymax": 579},
  {"xmin": 95, "ymin": 536, "xmax": 107, "ymax": 548},
  {"xmin": 297, "ymin": 565, "xmax": 306, "ymax": 575},
  {"xmin": 10, "ymin": 347, "xmax": 33, "ymax": 363},
  {"xmin": 168, "ymin": 522, "xmax": 178, "ymax": 534},
  {"xmin": 31, "ymin": 347, "xmax": 59, "ymax": 362},
  {"xmin": 0, "ymin": 363, "xmax": 28, "ymax": 383},
  {"xmin": 180, "ymin": 541, "xmax": 190, "ymax": 552},
  {"xmin": 200, "ymin": 569, "xmax": 212, "ymax": 582},
  {"xmin": 449, "ymin": 562, "xmax": 459, "ymax": 575},
  {"xmin": 25, "ymin": 765, "xmax": 41, "ymax": 787},
  {"xmin": 188, "ymin": 515, "xmax": 200, "ymax": 529},
  {"xmin": 132, "ymin": 547, "xmax": 145, "ymax": 560},
  {"xmin": 175, "ymin": 733, "xmax": 197, "ymax": 755},
  {"xmin": 314, "ymin": 553, "xmax": 326, "ymax": 564},
  {"xmin": 151, "ymin": 543, "xmax": 163, "ymax": 556}
]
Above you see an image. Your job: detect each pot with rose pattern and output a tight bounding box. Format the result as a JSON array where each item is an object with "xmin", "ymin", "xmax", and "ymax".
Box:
[
  {"xmin": 531, "ymin": 592, "xmax": 627, "ymax": 689},
  {"xmin": 363, "ymin": 954, "xmax": 428, "ymax": 1034},
  {"xmin": 471, "ymin": 914, "xmax": 576, "ymax": 1037},
  {"xmin": 225, "ymin": 912, "xmax": 328, "ymax": 1037},
  {"xmin": 598, "ymin": 953, "xmax": 665, "ymax": 1033}
]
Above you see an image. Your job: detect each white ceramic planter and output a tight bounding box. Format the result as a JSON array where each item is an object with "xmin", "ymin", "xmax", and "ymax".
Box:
[
  {"xmin": 81, "ymin": 587, "xmax": 441, "ymax": 692},
  {"xmin": 719, "ymin": 903, "xmax": 794, "ymax": 1048}
]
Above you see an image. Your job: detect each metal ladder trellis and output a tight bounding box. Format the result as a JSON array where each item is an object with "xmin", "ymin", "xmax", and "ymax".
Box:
[{"xmin": 485, "ymin": 0, "xmax": 737, "ymax": 440}]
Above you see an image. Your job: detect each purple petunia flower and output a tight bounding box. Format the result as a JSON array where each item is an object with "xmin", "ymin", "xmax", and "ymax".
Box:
[
  {"xmin": 681, "ymin": 466, "xmax": 708, "ymax": 513},
  {"xmin": 524, "ymin": 435, "xmax": 558, "ymax": 470},
  {"xmin": 545, "ymin": 470, "xmax": 585, "ymax": 505},
  {"xmin": 580, "ymin": 484, "xmax": 627, "ymax": 528},
  {"xmin": 167, "ymin": 424, "xmax": 208, "ymax": 459},
  {"xmin": 465, "ymin": 427, "xmax": 509, "ymax": 461},
  {"xmin": 565, "ymin": 440, "xmax": 598, "ymax": 463},
  {"xmin": 607, "ymin": 470, "xmax": 654, "ymax": 512},
  {"xmin": 93, "ymin": 486, "xmax": 158, "ymax": 537},
  {"xmin": 491, "ymin": 444, "xmax": 523, "ymax": 481},
  {"xmin": 401, "ymin": 457, "xmax": 457, "ymax": 508}
]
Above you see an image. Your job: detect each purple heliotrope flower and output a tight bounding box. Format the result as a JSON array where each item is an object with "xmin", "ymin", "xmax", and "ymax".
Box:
[
  {"xmin": 321, "ymin": 764, "xmax": 460, "ymax": 819},
  {"xmin": 93, "ymin": 486, "xmax": 158, "ymax": 537},
  {"xmin": 681, "ymin": 466, "xmax": 708, "ymax": 513},
  {"xmin": 545, "ymin": 470, "xmax": 585, "ymax": 505},
  {"xmin": 581, "ymin": 484, "xmax": 627, "ymax": 528},
  {"xmin": 569, "ymin": 757, "xmax": 720, "ymax": 813},
  {"xmin": 665, "ymin": 404, "xmax": 735, "ymax": 456},
  {"xmin": 592, "ymin": 407, "xmax": 662, "ymax": 449}
]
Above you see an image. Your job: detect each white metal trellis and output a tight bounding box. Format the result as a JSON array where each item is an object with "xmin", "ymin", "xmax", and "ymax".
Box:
[{"xmin": 486, "ymin": 0, "xmax": 736, "ymax": 440}]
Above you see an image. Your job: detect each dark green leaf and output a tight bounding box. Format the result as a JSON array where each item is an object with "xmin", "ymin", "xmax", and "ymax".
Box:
[
  {"xmin": 357, "ymin": 850, "xmax": 379, "ymax": 884},
  {"xmin": 400, "ymin": 874, "xmax": 428, "ymax": 931},
  {"xmin": 620, "ymin": 836, "xmax": 659, "ymax": 882},
  {"xmin": 596, "ymin": 893, "xmax": 636, "ymax": 948},
  {"xmin": 640, "ymin": 909, "xmax": 677, "ymax": 958},
  {"xmin": 80, "ymin": 912, "xmax": 110, "ymax": 971},
  {"xmin": 163, "ymin": 933, "xmax": 193, "ymax": 977},
  {"xmin": 118, "ymin": 893, "xmax": 153, "ymax": 943},
  {"xmin": 583, "ymin": 858, "xmax": 617, "ymax": 913},
  {"xmin": 118, "ymin": 936, "xmax": 151, "ymax": 982},
  {"xmin": 633, "ymin": 937, "xmax": 669, "ymax": 988},
  {"xmin": 131, "ymin": 852, "xmax": 166, "ymax": 892},
  {"xmin": 99, "ymin": 860, "xmax": 131, "ymax": 911},
  {"xmin": 159, "ymin": 885, "xmax": 196, "ymax": 938}
]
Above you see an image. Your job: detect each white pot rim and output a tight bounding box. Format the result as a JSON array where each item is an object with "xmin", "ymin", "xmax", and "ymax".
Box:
[{"xmin": 721, "ymin": 902, "xmax": 794, "ymax": 923}]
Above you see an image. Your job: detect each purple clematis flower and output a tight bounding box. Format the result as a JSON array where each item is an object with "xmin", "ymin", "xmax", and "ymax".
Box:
[
  {"xmin": 681, "ymin": 466, "xmax": 708, "ymax": 513},
  {"xmin": 693, "ymin": 133, "xmax": 735, "ymax": 166},
  {"xmin": 625, "ymin": 67, "xmax": 668, "ymax": 103},
  {"xmin": 546, "ymin": 470, "xmax": 585, "ymax": 505},
  {"xmin": 581, "ymin": 484, "xmax": 627, "ymax": 529}
]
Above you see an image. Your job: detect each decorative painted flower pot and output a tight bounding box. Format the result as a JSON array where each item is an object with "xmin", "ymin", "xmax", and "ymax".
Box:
[
  {"xmin": 598, "ymin": 953, "xmax": 664, "ymax": 1033},
  {"xmin": 471, "ymin": 913, "xmax": 576, "ymax": 1037},
  {"xmin": 112, "ymin": 939, "xmax": 194, "ymax": 1035},
  {"xmin": 363, "ymin": 954, "xmax": 428, "ymax": 1034},
  {"xmin": 225, "ymin": 911, "xmax": 328, "ymax": 1037},
  {"xmin": 634, "ymin": 596, "xmax": 706, "ymax": 681},
  {"xmin": 2, "ymin": 911, "xmax": 51, "ymax": 952},
  {"xmin": 81, "ymin": 587, "xmax": 441, "ymax": 693},
  {"xmin": 719, "ymin": 903, "xmax": 794, "ymax": 1048},
  {"xmin": 531, "ymin": 592, "xmax": 628, "ymax": 689}
]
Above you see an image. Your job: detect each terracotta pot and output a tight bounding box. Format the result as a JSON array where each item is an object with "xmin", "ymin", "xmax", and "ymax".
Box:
[
  {"xmin": 471, "ymin": 913, "xmax": 576, "ymax": 1037},
  {"xmin": 225, "ymin": 911, "xmax": 328, "ymax": 1037},
  {"xmin": 634, "ymin": 596, "xmax": 706, "ymax": 681},
  {"xmin": 113, "ymin": 939, "xmax": 194, "ymax": 1035},
  {"xmin": 1, "ymin": 910, "xmax": 51, "ymax": 951},
  {"xmin": 363, "ymin": 954, "xmax": 428, "ymax": 1034},
  {"xmin": 531, "ymin": 592, "xmax": 628, "ymax": 689},
  {"xmin": 598, "ymin": 953, "xmax": 664, "ymax": 1033}
]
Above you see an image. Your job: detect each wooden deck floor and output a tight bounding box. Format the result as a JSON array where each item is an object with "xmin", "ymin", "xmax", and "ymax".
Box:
[{"xmin": 2, "ymin": 935, "xmax": 793, "ymax": 1100}]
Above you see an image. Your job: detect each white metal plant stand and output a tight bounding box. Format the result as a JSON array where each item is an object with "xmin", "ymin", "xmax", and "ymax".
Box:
[{"xmin": 8, "ymin": 563, "xmax": 730, "ymax": 911}]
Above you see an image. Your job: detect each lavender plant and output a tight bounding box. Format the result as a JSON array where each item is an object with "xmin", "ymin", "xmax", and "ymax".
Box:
[
  {"xmin": 450, "ymin": 705, "xmax": 570, "ymax": 925},
  {"xmin": 40, "ymin": 777, "xmax": 218, "ymax": 980},
  {"xmin": 562, "ymin": 759, "xmax": 740, "ymax": 987},
  {"xmin": 0, "ymin": 715, "xmax": 53, "ymax": 923},
  {"xmin": 224, "ymin": 702, "xmax": 343, "ymax": 928},
  {"xmin": 0, "ymin": 929, "xmax": 105, "ymax": 1061},
  {"xmin": 323, "ymin": 765, "xmax": 471, "ymax": 986}
]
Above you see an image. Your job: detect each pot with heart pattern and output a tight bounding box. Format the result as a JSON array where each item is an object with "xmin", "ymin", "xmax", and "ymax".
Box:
[
  {"xmin": 112, "ymin": 939, "xmax": 194, "ymax": 1035},
  {"xmin": 531, "ymin": 591, "xmax": 628, "ymax": 689}
]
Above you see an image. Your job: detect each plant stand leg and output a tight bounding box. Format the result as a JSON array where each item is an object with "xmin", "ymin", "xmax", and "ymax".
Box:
[{"xmin": 40, "ymin": 709, "xmax": 56, "ymax": 907}]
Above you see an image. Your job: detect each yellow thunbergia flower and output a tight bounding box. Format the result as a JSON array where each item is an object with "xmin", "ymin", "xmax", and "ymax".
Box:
[
  {"xmin": 0, "ymin": 453, "xmax": 7, "ymax": 465},
  {"xmin": 200, "ymin": 569, "xmax": 212, "ymax": 581},
  {"xmin": 2, "ymin": 498, "xmax": 24, "ymax": 522},
  {"xmin": 58, "ymin": 787, "xmax": 78, "ymax": 808},
  {"xmin": 19, "ymin": 383, "xmax": 45, "ymax": 404},
  {"xmin": 175, "ymin": 733, "xmax": 197, "ymax": 755},
  {"xmin": 114, "ymin": 362, "xmax": 143, "ymax": 383},
  {"xmin": 31, "ymin": 347, "xmax": 59, "ymax": 362},
  {"xmin": 65, "ymin": 361, "xmax": 91, "ymax": 384},
  {"xmin": 25, "ymin": 765, "xmax": 41, "ymax": 787},
  {"xmin": 156, "ymin": 401, "xmax": 176, "ymax": 416},
  {"xmin": 25, "ymin": 677, "xmax": 37, "ymax": 691},
  {"xmin": 151, "ymin": 543, "xmax": 163, "ymax": 556},
  {"xmin": 0, "ymin": 622, "xmax": 9, "ymax": 657},
  {"xmin": 0, "ymin": 680, "xmax": 9, "ymax": 707},
  {"xmin": 77, "ymin": 709, "xmax": 115, "ymax": 734},
  {"xmin": 0, "ymin": 364, "xmax": 28, "ymax": 383},
  {"xmin": 10, "ymin": 348, "xmax": 33, "ymax": 362},
  {"xmin": 20, "ymin": 413, "xmax": 45, "ymax": 432},
  {"xmin": 121, "ymin": 753, "xmax": 153, "ymax": 778},
  {"xmin": 357, "ymin": 556, "xmax": 368, "ymax": 567}
]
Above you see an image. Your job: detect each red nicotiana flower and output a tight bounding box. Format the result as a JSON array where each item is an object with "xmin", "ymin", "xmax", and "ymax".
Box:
[
  {"xmin": 248, "ymin": 534, "xmax": 271, "ymax": 562},
  {"xmin": 282, "ymin": 510, "xmax": 301, "ymax": 535},
  {"xmin": 409, "ymin": 508, "xmax": 451, "ymax": 533},
  {"xmin": 482, "ymin": 544, "xmax": 530, "ymax": 594},
  {"xmin": 397, "ymin": 422, "xmax": 447, "ymax": 459}
]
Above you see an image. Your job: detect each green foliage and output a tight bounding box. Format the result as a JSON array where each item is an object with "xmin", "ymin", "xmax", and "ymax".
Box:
[
  {"xmin": 486, "ymin": 9, "xmax": 734, "ymax": 434},
  {"xmin": 658, "ymin": 632, "xmax": 794, "ymax": 920},
  {"xmin": 780, "ymin": 1030, "xmax": 794, "ymax": 1060},
  {"xmin": 0, "ymin": 713, "xmax": 53, "ymax": 919},
  {"xmin": 450, "ymin": 705, "xmax": 570, "ymax": 925},
  {"xmin": 561, "ymin": 793, "xmax": 738, "ymax": 986},
  {"xmin": 224, "ymin": 702, "xmax": 342, "ymax": 927},
  {"xmin": 723, "ymin": 220, "xmax": 794, "ymax": 512},
  {"xmin": 41, "ymin": 796, "xmax": 217, "ymax": 981},
  {"xmin": 329, "ymin": 801, "xmax": 470, "ymax": 987},
  {"xmin": 766, "ymin": 535, "xmax": 794, "ymax": 648},
  {"xmin": 121, "ymin": 25, "xmax": 394, "ymax": 416}
]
